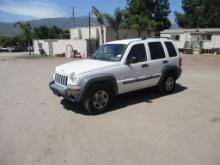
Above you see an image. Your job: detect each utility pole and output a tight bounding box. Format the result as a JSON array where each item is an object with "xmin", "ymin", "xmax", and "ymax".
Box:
[
  {"xmin": 72, "ymin": 7, "xmax": 76, "ymax": 28},
  {"xmin": 88, "ymin": 12, "xmax": 91, "ymax": 57}
]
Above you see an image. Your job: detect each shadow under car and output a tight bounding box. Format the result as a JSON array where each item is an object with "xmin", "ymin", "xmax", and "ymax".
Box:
[{"xmin": 60, "ymin": 84, "xmax": 187, "ymax": 115}]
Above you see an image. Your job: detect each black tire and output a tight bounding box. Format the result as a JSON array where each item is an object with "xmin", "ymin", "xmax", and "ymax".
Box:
[
  {"xmin": 158, "ymin": 74, "xmax": 176, "ymax": 94},
  {"xmin": 83, "ymin": 83, "xmax": 113, "ymax": 114}
]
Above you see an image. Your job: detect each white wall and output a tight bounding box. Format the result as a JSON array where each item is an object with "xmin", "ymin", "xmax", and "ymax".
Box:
[
  {"xmin": 71, "ymin": 26, "xmax": 100, "ymax": 40},
  {"xmin": 53, "ymin": 40, "xmax": 87, "ymax": 56},
  {"xmin": 203, "ymin": 40, "xmax": 214, "ymax": 49},
  {"xmin": 33, "ymin": 39, "xmax": 89, "ymax": 57},
  {"xmin": 203, "ymin": 33, "xmax": 220, "ymax": 49},
  {"xmin": 33, "ymin": 40, "xmax": 49, "ymax": 55},
  {"xmin": 161, "ymin": 31, "xmax": 220, "ymax": 50},
  {"xmin": 105, "ymin": 28, "xmax": 151, "ymax": 42},
  {"xmin": 70, "ymin": 26, "xmax": 104, "ymax": 45},
  {"xmin": 160, "ymin": 33, "xmax": 186, "ymax": 49},
  {"xmin": 213, "ymin": 34, "xmax": 220, "ymax": 48},
  {"xmin": 70, "ymin": 26, "xmax": 155, "ymax": 46}
]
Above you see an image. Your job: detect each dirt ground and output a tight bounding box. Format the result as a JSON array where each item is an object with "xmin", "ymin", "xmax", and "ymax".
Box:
[{"xmin": 0, "ymin": 53, "xmax": 220, "ymax": 165}]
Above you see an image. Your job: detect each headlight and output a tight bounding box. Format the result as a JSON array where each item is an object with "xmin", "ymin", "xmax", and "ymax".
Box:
[{"xmin": 70, "ymin": 73, "xmax": 77, "ymax": 83}]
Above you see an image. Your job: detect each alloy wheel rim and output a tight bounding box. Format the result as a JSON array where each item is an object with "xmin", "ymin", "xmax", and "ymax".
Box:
[
  {"xmin": 165, "ymin": 77, "xmax": 174, "ymax": 92},
  {"xmin": 92, "ymin": 90, "xmax": 109, "ymax": 110}
]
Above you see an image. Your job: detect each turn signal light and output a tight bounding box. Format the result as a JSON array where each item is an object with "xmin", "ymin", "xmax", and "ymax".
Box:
[{"xmin": 68, "ymin": 88, "xmax": 81, "ymax": 93}]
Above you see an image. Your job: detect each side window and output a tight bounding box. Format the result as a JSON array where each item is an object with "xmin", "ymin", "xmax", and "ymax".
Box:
[
  {"xmin": 171, "ymin": 35, "xmax": 180, "ymax": 41},
  {"xmin": 165, "ymin": 42, "xmax": 177, "ymax": 57},
  {"xmin": 202, "ymin": 34, "xmax": 212, "ymax": 41},
  {"xmin": 127, "ymin": 44, "xmax": 147, "ymax": 62},
  {"xmin": 148, "ymin": 42, "xmax": 166, "ymax": 60}
]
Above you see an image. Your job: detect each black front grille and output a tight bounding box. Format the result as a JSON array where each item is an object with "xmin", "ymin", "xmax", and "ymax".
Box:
[{"xmin": 55, "ymin": 73, "xmax": 68, "ymax": 86}]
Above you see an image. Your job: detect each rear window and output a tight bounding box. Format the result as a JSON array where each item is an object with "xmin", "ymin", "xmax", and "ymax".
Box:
[
  {"xmin": 165, "ymin": 42, "xmax": 177, "ymax": 57},
  {"xmin": 148, "ymin": 42, "xmax": 166, "ymax": 60}
]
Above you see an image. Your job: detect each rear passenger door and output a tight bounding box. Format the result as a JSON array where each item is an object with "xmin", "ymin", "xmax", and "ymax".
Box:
[{"xmin": 146, "ymin": 41, "xmax": 168, "ymax": 85}]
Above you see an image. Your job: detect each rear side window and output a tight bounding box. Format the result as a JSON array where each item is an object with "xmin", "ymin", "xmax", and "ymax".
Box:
[
  {"xmin": 128, "ymin": 44, "xmax": 147, "ymax": 62},
  {"xmin": 148, "ymin": 42, "xmax": 165, "ymax": 60},
  {"xmin": 165, "ymin": 42, "xmax": 177, "ymax": 57}
]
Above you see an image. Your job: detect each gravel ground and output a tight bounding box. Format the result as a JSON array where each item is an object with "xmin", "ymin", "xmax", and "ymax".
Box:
[{"xmin": 0, "ymin": 53, "xmax": 220, "ymax": 165}]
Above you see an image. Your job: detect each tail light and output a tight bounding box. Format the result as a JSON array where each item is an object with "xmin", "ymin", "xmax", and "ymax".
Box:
[{"xmin": 179, "ymin": 57, "xmax": 182, "ymax": 67}]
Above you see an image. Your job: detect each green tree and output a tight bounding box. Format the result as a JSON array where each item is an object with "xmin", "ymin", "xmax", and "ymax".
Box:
[
  {"xmin": 49, "ymin": 26, "xmax": 64, "ymax": 38},
  {"xmin": 103, "ymin": 7, "xmax": 123, "ymax": 39},
  {"xmin": 33, "ymin": 25, "xmax": 69, "ymax": 39},
  {"xmin": 0, "ymin": 36, "xmax": 25, "ymax": 48},
  {"xmin": 91, "ymin": 6, "xmax": 105, "ymax": 44},
  {"xmin": 202, "ymin": 0, "xmax": 220, "ymax": 27},
  {"xmin": 128, "ymin": 14, "xmax": 156, "ymax": 37},
  {"xmin": 0, "ymin": 36, "xmax": 13, "ymax": 47},
  {"xmin": 153, "ymin": 0, "xmax": 171, "ymax": 35},
  {"xmin": 14, "ymin": 22, "xmax": 32, "ymax": 55},
  {"xmin": 175, "ymin": 0, "xmax": 220, "ymax": 28},
  {"xmin": 175, "ymin": 0, "xmax": 203, "ymax": 28},
  {"xmin": 125, "ymin": 0, "xmax": 156, "ymax": 37},
  {"xmin": 33, "ymin": 26, "xmax": 50, "ymax": 39}
]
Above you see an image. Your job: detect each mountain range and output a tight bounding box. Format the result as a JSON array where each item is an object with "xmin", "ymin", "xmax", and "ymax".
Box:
[
  {"xmin": 0, "ymin": 16, "xmax": 98, "ymax": 36},
  {"xmin": 0, "ymin": 16, "xmax": 178, "ymax": 37}
]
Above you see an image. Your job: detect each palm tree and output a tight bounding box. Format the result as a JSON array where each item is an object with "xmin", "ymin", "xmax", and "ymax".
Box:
[
  {"xmin": 91, "ymin": 6, "xmax": 104, "ymax": 45},
  {"xmin": 14, "ymin": 22, "xmax": 32, "ymax": 55},
  {"xmin": 103, "ymin": 7, "xmax": 123, "ymax": 39}
]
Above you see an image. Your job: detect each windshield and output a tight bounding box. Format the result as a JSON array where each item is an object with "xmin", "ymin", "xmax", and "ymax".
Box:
[{"xmin": 91, "ymin": 44, "xmax": 127, "ymax": 62}]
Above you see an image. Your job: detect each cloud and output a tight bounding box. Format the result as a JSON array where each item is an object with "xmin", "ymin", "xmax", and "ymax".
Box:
[{"xmin": 0, "ymin": 0, "xmax": 66, "ymax": 18}]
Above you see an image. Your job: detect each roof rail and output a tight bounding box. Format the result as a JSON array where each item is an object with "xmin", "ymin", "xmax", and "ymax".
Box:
[
  {"xmin": 154, "ymin": 36, "xmax": 171, "ymax": 39},
  {"xmin": 155, "ymin": 36, "xmax": 171, "ymax": 40},
  {"xmin": 127, "ymin": 38, "xmax": 143, "ymax": 45},
  {"xmin": 141, "ymin": 36, "xmax": 171, "ymax": 40}
]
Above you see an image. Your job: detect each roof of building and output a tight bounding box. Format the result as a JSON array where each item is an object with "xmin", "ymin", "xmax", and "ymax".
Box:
[
  {"xmin": 161, "ymin": 28, "xmax": 220, "ymax": 34},
  {"xmin": 69, "ymin": 26, "xmax": 105, "ymax": 30}
]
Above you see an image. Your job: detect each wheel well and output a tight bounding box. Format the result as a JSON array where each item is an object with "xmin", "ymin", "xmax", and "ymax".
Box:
[
  {"xmin": 165, "ymin": 69, "xmax": 178, "ymax": 79},
  {"xmin": 86, "ymin": 80, "xmax": 116, "ymax": 96},
  {"xmin": 90, "ymin": 81, "xmax": 113, "ymax": 88}
]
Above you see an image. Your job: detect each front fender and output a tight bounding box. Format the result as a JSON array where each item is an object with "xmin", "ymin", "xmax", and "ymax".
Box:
[{"xmin": 78, "ymin": 73, "xmax": 118, "ymax": 102}]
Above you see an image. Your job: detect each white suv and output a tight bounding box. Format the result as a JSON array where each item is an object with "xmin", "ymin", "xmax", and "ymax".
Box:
[{"xmin": 49, "ymin": 38, "xmax": 182, "ymax": 114}]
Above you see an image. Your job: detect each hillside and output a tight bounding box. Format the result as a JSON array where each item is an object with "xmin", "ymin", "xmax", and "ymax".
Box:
[
  {"xmin": 0, "ymin": 16, "xmax": 98, "ymax": 36},
  {"xmin": 0, "ymin": 16, "xmax": 178, "ymax": 37}
]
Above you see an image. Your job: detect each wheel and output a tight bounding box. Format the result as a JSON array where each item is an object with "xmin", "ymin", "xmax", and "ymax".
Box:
[
  {"xmin": 158, "ymin": 74, "xmax": 176, "ymax": 94},
  {"xmin": 83, "ymin": 84, "xmax": 113, "ymax": 114}
]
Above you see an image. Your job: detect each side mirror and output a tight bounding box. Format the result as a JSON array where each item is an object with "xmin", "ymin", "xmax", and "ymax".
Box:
[{"xmin": 127, "ymin": 56, "xmax": 138, "ymax": 64}]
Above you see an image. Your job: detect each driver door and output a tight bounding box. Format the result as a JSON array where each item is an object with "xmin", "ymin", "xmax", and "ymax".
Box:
[{"xmin": 118, "ymin": 43, "xmax": 150, "ymax": 94}]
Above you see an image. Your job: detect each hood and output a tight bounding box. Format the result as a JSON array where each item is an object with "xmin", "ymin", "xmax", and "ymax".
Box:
[{"xmin": 55, "ymin": 59, "xmax": 120, "ymax": 75}]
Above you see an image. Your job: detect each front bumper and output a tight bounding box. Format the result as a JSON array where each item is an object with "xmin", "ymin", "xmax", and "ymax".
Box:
[{"xmin": 49, "ymin": 81, "xmax": 81, "ymax": 102}]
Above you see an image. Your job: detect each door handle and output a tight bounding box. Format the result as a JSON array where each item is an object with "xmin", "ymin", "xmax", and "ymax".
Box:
[
  {"xmin": 163, "ymin": 60, "xmax": 168, "ymax": 64},
  {"xmin": 141, "ymin": 64, "xmax": 149, "ymax": 67}
]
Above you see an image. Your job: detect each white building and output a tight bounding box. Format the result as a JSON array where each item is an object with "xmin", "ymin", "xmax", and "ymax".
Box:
[
  {"xmin": 160, "ymin": 28, "xmax": 220, "ymax": 54},
  {"xmin": 70, "ymin": 26, "xmax": 153, "ymax": 45},
  {"xmin": 33, "ymin": 26, "xmax": 154, "ymax": 57},
  {"xmin": 33, "ymin": 39, "xmax": 95, "ymax": 57}
]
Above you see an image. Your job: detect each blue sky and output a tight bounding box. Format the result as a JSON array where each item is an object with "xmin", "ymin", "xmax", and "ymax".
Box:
[{"xmin": 0, "ymin": 0, "xmax": 182, "ymax": 23}]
